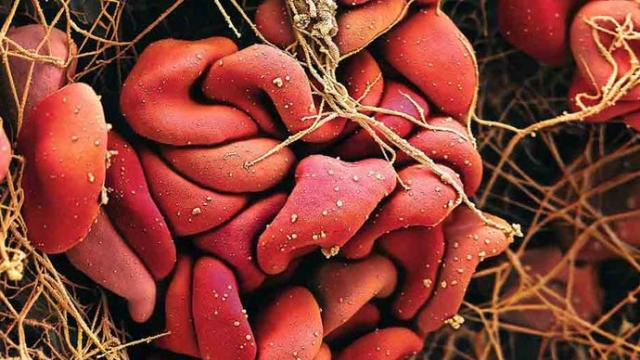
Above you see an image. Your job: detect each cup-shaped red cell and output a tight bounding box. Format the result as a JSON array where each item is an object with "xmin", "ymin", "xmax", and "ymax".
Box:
[
  {"xmin": 138, "ymin": 147, "xmax": 247, "ymax": 236},
  {"xmin": 19, "ymin": 83, "xmax": 108, "ymax": 253},
  {"xmin": 379, "ymin": 226, "xmax": 445, "ymax": 320},
  {"xmin": 66, "ymin": 211, "xmax": 156, "ymax": 323},
  {"xmin": 335, "ymin": 0, "xmax": 409, "ymax": 56},
  {"xmin": 398, "ymin": 116, "xmax": 483, "ymax": 195},
  {"xmin": 335, "ymin": 327, "xmax": 423, "ymax": 360},
  {"xmin": 120, "ymin": 37, "xmax": 257, "ymax": 146},
  {"xmin": 325, "ymin": 303, "xmax": 380, "ymax": 345},
  {"xmin": 498, "ymin": 0, "xmax": 582, "ymax": 65},
  {"xmin": 155, "ymin": 255, "xmax": 199, "ymax": 357},
  {"xmin": 383, "ymin": 8, "xmax": 478, "ymax": 119},
  {"xmin": 311, "ymin": 254, "xmax": 397, "ymax": 336},
  {"xmin": 193, "ymin": 193, "xmax": 287, "ymax": 292},
  {"xmin": 254, "ymin": 286, "xmax": 323, "ymax": 360},
  {"xmin": 106, "ymin": 131, "xmax": 176, "ymax": 279},
  {"xmin": 254, "ymin": 0, "xmax": 408, "ymax": 56},
  {"xmin": 203, "ymin": 44, "xmax": 346, "ymax": 143},
  {"xmin": 161, "ymin": 138, "xmax": 296, "ymax": 193},
  {"xmin": 415, "ymin": 207, "xmax": 511, "ymax": 335},
  {"xmin": 192, "ymin": 257, "xmax": 256, "ymax": 360},
  {"xmin": 257, "ymin": 155, "xmax": 396, "ymax": 274},
  {"xmin": 342, "ymin": 164, "xmax": 460, "ymax": 259},
  {"xmin": 338, "ymin": 50, "xmax": 384, "ymax": 113}
]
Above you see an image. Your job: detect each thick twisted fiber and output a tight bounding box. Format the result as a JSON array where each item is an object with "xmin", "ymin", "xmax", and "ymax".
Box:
[
  {"xmin": 379, "ymin": 226, "xmax": 445, "ymax": 320},
  {"xmin": 383, "ymin": 7, "xmax": 478, "ymax": 119},
  {"xmin": 120, "ymin": 37, "xmax": 257, "ymax": 146},
  {"xmin": 299, "ymin": 51, "xmax": 385, "ymax": 154},
  {"xmin": 415, "ymin": 207, "xmax": 511, "ymax": 335},
  {"xmin": 311, "ymin": 254, "xmax": 397, "ymax": 336},
  {"xmin": 254, "ymin": 286, "xmax": 323, "ymax": 360},
  {"xmin": 0, "ymin": 25, "xmax": 77, "ymax": 127},
  {"xmin": 66, "ymin": 211, "xmax": 156, "ymax": 323},
  {"xmin": 155, "ymin": 255, "xmax": 200, "ymax": 357},
  {"xmin": 397, "ymin": 116, "xmax": 483, "ymax": 195},
  {"xmin": 498, "ymin": 0, "xmax": 584, "ymax": 65},
  {"xmin": 255, "ymin": 0, "xmax": 408, "ymax": 56},
  {"xmin": 341, "ymin": 164, "xmax": 460, "ymax": 259},
  {"xmin": 335, "ymin": 327, "xmax": 422, "ymax": 360},
  {"xmin": 203, "ymin": 44, "xmax": 345, "ymax": 143},
  {"xmin": 256, "ymin": 155, "xmax": 396, "ymax": 274},
  {"xmin": 19, "ymin": 83, "xmax": 108, "ymax": 253},
  {"xmin": 334, "ymin": 50, "xmax": 385, "ymax": 134},
  {"xmin": 335, "ymin": 81, "xmax": 427, "ymax": 160},
  {"xmin": 192, "ymin": 257, "xmax": 256, "ymax": 360},
  {"xmin": 138, "ymin": 147, "xmax": 247, "ymax": 236},
  {"xmin": 106, "ymin": 131, "xmax": 176, "ymax": 279},
  {"xmin": 571, "ymin": 0, "xmax": 640, "ymax": 101},
  {"xmin": 161, "ymin": 138, "xmax": 296, "ymax": 193},
  {"xmin": 568, "ymin": 72, "xmax": 640, "ymax": 122},
  {"xmin": 193, "ymin": 193, "xmax": 287, "ymax": 292}
]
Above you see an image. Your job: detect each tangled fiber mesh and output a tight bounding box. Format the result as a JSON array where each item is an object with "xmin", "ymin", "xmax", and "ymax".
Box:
[{"xmin": 0, "ymin": 0, "xmax": 638, "ymax": 359}]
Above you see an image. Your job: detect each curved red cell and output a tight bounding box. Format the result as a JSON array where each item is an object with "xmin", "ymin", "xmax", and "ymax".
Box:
[
  {"xmin": 379, "ymin": 226, "xmax": 445, "ymax": 320},
  {"xmin": 120, "ymin": 37, "xmax": 257, "ymax": 146},
  {"xmin": 203, "ymin": 44, "xmax": 346, "ymax": 143},
  {"xmin": 1, "ymin": 24, "xmax": 77, "ymax": 125},
  {"xmin": 19, "ymin": 83, "xmax": 108, "ymax": 253},
  {"xmin": 255, "ymin": 0, "xmax": 295, "ymax": 49},
  {"xmin": 254, "ymin": 0, "xmax": 407, "ymax": 56},
  {"xmin": 193, "ymin": 193, "xmax": 287, "ymax": 292},
  {"xmin": 254, "ymin": 286, "xmax": 323, "ymax": 360},
  {"xmin": 335, "ymin": 81, "xmax": 426, "ymax": 160},
  {"xmin": 571, "ymin": 0, "xmax": 640, "ymax": 101},
  {"xmin": 383, "ymin": 8, "xmax": 478, "ymax": 119},
  {"xmin": 138, "ymin": 147, "xmax": 247, "ymax": 236},
  {"xmin": 498, "ymin": 0, "xmax": 583, "ymax": 65},
  {"xmin": 415, "ymin": 207, "xmax": 511, "ymax": 335},
  {"xmin": 66, "ymin": 211, "xmax": 156, "ymax": 323},
  {"xmin": 335, "ymin": 0, "xmax": 408, "ymax": 56},
  {"xmin": 161, "ymin": 138, "xmax": 296, "ymax": 193},
  {"xmin": 325, "ymin": 303, "xmax": 380, "ymax": 345},
  {"xmin": 398, "ymin": 116, "xmax": 483, "ymax": 195},
  {"xmin": 192, "ymin": 257, "xmax": 256, "ymax": 360},
  {"xmin": 155, "ymin": 255, "xmax": 199, "ymax": 357},
  {"xmin": 106, "ymin": 132, "xmax": 176, "ymax": 279},
  {"xmin": 335, "ymin": 327, "xmax": 423, "ymax": 360},
  {"xmin": 257, "ymin": 155, "xmax": 396, "ymax": 274},
  {"xmin": 311, "ymin": 255, "xmax": 397, "ymax": 335},
  {"xmin": 342, "ymin": 164, "xmax": 460, "ymax": 259}
]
